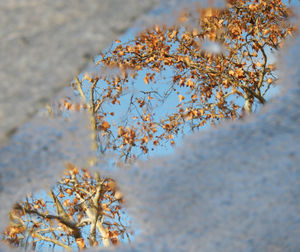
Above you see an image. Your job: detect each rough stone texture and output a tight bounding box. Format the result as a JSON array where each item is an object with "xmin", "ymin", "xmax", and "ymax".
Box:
[
  {"xmin": 113, "ymin": 91, "xmax": 300, "ymax": 251},
  {"xmin": 0, "ymin": 0, "xmax": 159, "ymax": 148}
]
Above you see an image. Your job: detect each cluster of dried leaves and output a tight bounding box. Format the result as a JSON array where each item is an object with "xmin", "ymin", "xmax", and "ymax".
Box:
[
  {"xmin": 2, "ymin": 164, "xmax": 129, "ymax": 250},
  {"xmin": 2, "ymin": 0, "xmax": 297, "ymax": 251},
  {"xmin": 72, "ymin": 0, "xmax": 296, "ymax": 160}
]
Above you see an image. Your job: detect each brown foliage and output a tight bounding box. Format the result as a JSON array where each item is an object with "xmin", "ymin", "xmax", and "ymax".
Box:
[
  {"xmin": 67, "ymin": 0, "xmax": 296, "ymax": 160},
  {"xmin": 2, "ymin": 164, "xmax": 130, "ymax": 250}
]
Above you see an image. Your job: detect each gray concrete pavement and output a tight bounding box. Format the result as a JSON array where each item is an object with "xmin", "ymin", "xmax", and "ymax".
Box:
[{"xmin": 0, "ymin": 0, "xmax": 159, "ymax": 147}]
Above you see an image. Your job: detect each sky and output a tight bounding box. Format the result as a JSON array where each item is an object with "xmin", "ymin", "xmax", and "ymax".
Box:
[{"xmin": 81, "ymin": 2, "xmax": 283, "ymax": 159}]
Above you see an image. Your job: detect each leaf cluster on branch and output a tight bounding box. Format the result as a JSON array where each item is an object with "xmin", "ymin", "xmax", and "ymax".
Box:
[
  {"xmin": 2, "ymin": 164, "xmax": 130, "ymax": 250},
  {"xmin": 70, "ymin": 0, "xmax": 296, "ymax": 160}
]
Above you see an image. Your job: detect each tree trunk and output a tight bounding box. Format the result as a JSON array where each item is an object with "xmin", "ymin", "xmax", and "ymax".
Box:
[
  {"xmin": 244, "ymin": 92, "xmax": 253, "ymax": 114},
  {"xmin": 84, "ymin": 206, "xmax": 111, "ymax": 247}
]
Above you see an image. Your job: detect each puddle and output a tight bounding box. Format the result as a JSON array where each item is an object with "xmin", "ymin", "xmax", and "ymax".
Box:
[
  {"xmin": 0, "ymin": 0, "xmax": 298, "ymax": 251},
  {"xmin": 1, "ymin": 164, "xmax": 132, "ymax": 251}
]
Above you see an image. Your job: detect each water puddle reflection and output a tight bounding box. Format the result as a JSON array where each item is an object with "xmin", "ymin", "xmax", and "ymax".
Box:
[
  {"xmin": 1, "ymin": 1, "xmax": 297, "ymax": 251},
  {"xmin": 2, "ymin": 164, "xmax": 132, "ymax": 251}
]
